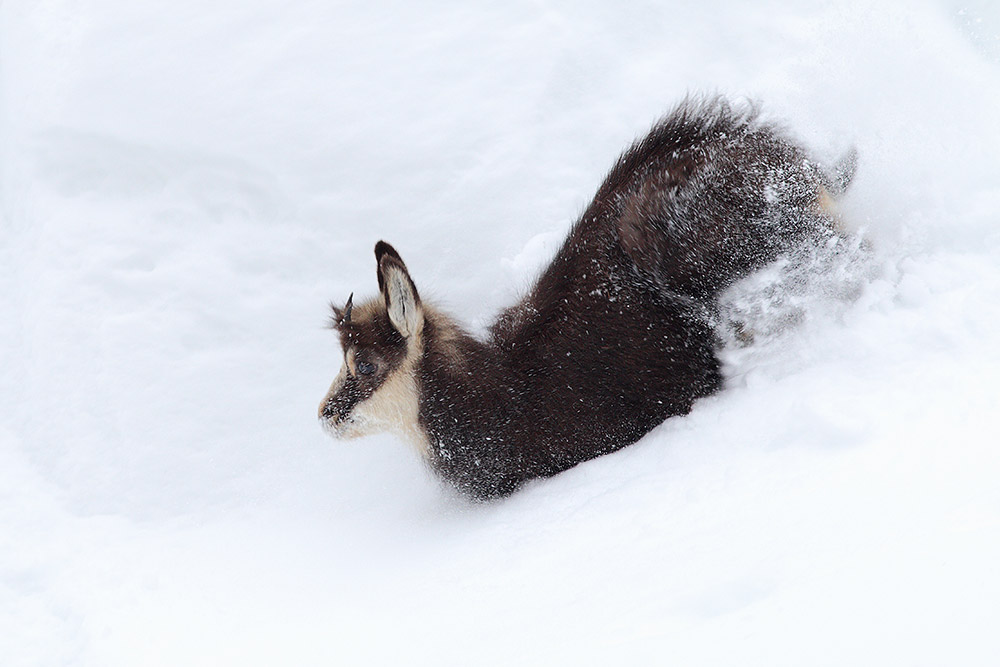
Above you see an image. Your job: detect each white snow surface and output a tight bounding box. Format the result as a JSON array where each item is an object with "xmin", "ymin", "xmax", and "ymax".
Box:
[{"xmin": 3, "ymin": 1, "xmax": 1000, "ymax": 664}]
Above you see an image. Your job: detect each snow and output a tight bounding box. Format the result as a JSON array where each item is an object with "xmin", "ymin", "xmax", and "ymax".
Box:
[{"xmin": 2, "ymin": 0, "xmax": 1000, "ymax": 664}]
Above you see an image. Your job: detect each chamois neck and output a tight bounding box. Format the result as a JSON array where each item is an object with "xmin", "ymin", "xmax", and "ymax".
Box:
[{"xmin": 416, "ymin": 305, "xmax": 535, "ymax": 499}]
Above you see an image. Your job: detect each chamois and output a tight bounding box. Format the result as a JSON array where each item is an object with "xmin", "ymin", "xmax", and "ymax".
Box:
[{"xmin": 319, "ymin": 97, "xmax": 856, "ymax": 500}]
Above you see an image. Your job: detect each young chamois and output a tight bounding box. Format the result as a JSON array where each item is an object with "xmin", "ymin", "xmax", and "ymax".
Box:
[{"xmin": 319, "ymin": 97, "xmax": 856, "ymax": 500}]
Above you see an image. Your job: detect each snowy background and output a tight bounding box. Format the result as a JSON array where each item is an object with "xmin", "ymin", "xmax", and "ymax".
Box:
[{"xmin": 3, "ymin": 0, "xmax": 1000, "ymax": 664}]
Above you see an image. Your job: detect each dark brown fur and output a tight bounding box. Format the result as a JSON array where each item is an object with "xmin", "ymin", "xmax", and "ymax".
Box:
[{"xmin": 321, "ymin": 97, "xmax": 852, "ymax": 499}]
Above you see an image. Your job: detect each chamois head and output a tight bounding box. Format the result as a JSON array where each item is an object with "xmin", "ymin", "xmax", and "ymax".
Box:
[{"xmin": 318, "ymin": 241, "xmax": 426, "ymax": 446}]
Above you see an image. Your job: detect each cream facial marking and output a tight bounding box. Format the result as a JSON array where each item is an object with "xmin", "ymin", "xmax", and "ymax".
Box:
[
  {"xmin": 318, "ymin": 292, "xmax": 429, "ymax": 455},
  {"xmin": 345, "ymin": 348, "xmax": 357, "ymax": 376}
]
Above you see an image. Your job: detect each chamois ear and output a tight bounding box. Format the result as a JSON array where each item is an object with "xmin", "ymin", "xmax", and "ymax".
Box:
[{"xmin": 375, "ymin": 241, "xmax": 422, "ymax": 338}]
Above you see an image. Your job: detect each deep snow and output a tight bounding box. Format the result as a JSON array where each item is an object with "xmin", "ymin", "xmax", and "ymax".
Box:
[{"xmin": 2, "ymin": 0, "xmax": 1000, "ymax": 665}]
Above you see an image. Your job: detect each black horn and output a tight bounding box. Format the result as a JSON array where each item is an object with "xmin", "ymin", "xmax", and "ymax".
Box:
[{"xmin": 343, "ymin": 292, "xmax": 354, "ymax": 324}]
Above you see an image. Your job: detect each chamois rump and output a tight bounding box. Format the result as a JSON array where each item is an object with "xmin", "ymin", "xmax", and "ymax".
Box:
[{"xmin": 319, "ymin": 97, "xmax": 856, "ymax": 500}]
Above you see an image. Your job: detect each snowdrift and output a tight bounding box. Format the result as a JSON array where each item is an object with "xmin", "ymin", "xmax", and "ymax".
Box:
[{"xmin": 2, "ymin": 1, "xmax": 999, "ymax": 664}]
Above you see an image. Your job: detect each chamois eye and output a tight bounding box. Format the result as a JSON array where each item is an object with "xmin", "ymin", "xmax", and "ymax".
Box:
[{"xmin": 357, "ymin": 360, "xmax": 377, "ymax": 376}]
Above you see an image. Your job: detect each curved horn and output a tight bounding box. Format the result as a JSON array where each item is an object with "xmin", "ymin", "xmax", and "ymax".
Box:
[{"xmin": 343, "ymin": 292, "xmax": 354, "ymax": 324}]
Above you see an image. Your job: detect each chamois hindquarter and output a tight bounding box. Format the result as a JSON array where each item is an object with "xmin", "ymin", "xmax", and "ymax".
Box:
[{"xmin": 319, "ymin": 97, "xmax": 855, "ymax": 500}]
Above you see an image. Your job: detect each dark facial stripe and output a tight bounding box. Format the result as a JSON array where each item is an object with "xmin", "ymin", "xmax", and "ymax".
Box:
[{"xmin": 322, "ymin": 374, "xmax": 365, "ymax": 423}]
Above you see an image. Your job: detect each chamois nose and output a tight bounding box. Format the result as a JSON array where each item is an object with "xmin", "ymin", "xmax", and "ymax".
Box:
[{"xmin": 319, "ymin": 398, "xmax": 336, "ymax": 421}]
